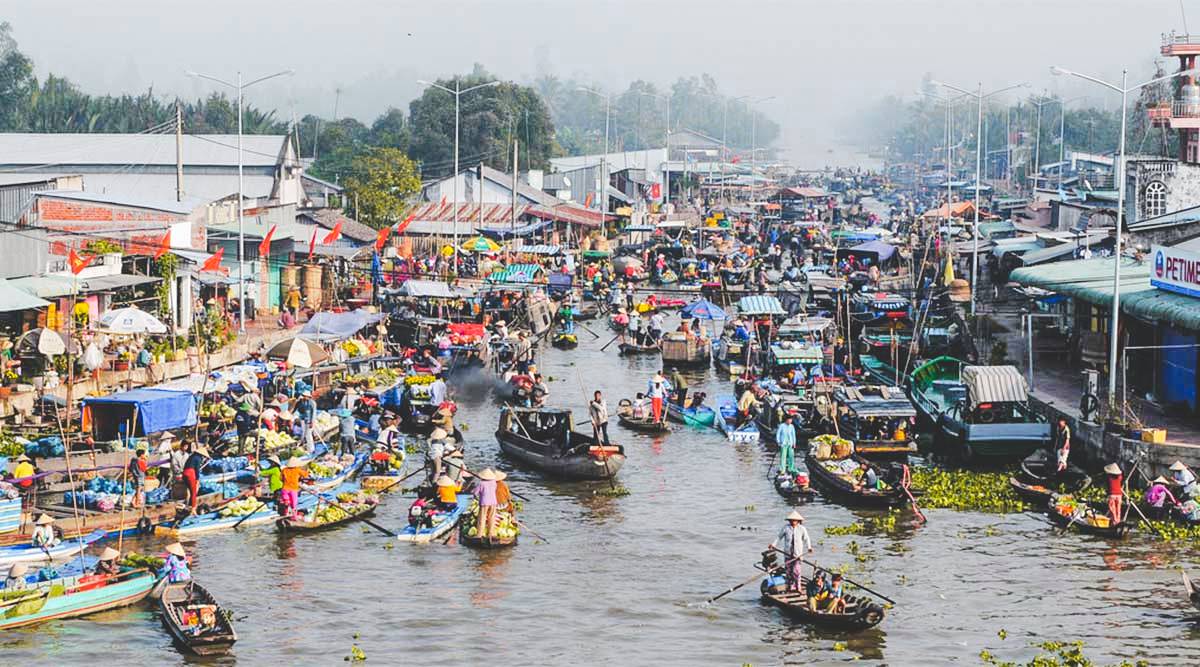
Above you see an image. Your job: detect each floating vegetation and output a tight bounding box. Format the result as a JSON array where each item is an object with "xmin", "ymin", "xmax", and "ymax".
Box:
[
  {"xmin": 823, "ymin": 514, "xmax": 899, "ymax": 536},
  {"xmin": 596, "ymin": 485, "xmax": 631, "ymax": 497},
  {"xmin": 345, "ymin": 642, "xmax": 366, "ymax": 662},
  {"xmin": 909, "ymin": 467, "xmax": 1027, "ymax": 513},
  {"xmin": 979, "ymin": 640, "xmax": 1148, "ymax": 667},
  {"xmin": 1140, "ymin": 519, "xmax": 1200, "ymax": 542}
]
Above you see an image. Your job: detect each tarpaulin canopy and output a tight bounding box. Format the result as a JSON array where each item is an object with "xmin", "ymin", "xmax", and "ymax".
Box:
[
  {"xmin": 82, "ymin": 388, "xmax": 197, "ymax": 439},
  {"xmin": 512, "ymin": 244, "xmax": 563, "ymax": 256},
  {"xmin": 487, "ymin": 264, "xmax": 544, "ymax": 284},
  {"xmin": 681, "ymin": 298, "xmax": 728, "ymax": 321},
  {"xmin": 961, "ymin": 365, "xmax": 1029, "ymax": 408},
  {"xmin": 736, "ymin": 295, "xmax": 786, "ymax": 316},
  {"xmin": 299, "ymin": 309, "xmax": 385, "ymax": 342},
  {"xmin": 837, "ymin": 240, "xmax": 896, "ymax": 264},
  {"xmin": 395, "ymin": 279, "xmax": 460, "ymax": 298},
  {"xmin": 769, "ymin": 343, "xmax": 824, "ymax": 364},
  {"xmin": 0, "ymin": 279, "xmax": 50, "ymax": 313},
  {"xmin": 477, "ymin": 219, "xmax": 553, "ymax": 240}
]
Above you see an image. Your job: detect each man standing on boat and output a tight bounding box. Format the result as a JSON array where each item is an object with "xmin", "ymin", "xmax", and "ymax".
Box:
[
  {"xmin": 1053, "ymin": 418, "xmax": 1071, "ymax": 474},
  {"xmin": 670, "ymin": 369, "xmax": 688, "ymax": 407},
  {"xmin": 776, "ymin": 414, "xmax": 798, "ymax": 475},
  {"xmin": 589, "ymin": 390, "xmax": 611, "ymax": 447},
  {"xmin": 768, "ymin": 510, "xmax": 812, "ymax": 592}
]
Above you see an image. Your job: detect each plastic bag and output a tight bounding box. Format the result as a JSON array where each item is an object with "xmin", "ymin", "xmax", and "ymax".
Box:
[{"xmin": 82, "ymin": 343, "xmax": 104, "ymax": 371}]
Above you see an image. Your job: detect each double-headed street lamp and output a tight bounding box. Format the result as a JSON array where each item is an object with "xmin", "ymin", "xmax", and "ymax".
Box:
[
  {"xmin": 188, "ymin": 68, "xmax": 294, "ymax": 334},
  {"xmin": 932, "ymin": 80, "xmax": 1028, "ymax": 315},
  {"xmin": 578, "ymin": 87, "xmax": 611, "ymax": 218},
  {"xmin": 1050, "ymin": 64, "xmax": 1200, "ymax": 407},
  {"xmin": 416, "ymin": 78, "xmax": 500, "ymax": 269}
]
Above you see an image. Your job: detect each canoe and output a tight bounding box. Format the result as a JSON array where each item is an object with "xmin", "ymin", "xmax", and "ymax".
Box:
[
  {"xmin": 1183, "ymin": 572, "xmax": 1200, "ymax": 612},
  {"xmin": 165, "ymin": 494, "xmax": 322, "ymax": 538},
  {"xmin": 459, "ymin": 507, "xmax": 519, "ymax": 549},
  {"xmin": 615, "ymin": 400, "xmax": 672, "ymax": 434},
  {"xmin": 1019, "ymin": 450, "xmax": 1092, "ymax": 491},
  {"xmin": 773, "ymin": 472, "xmax": 818, "ymax": 502},
  {"xmin": 397, "ymin": 493, "xmax": 471, "ymax": 543},
  {"xmin": 0, "ymin": 556, "xmax": 98, "ymax": 592},
  {"xmin": 714, "ymin": 396, "xmax": 759, "ymax": 444},
  {"xmin": 496, "ymin": 407, "xmax": 625, "ymax": 480},
  {"xmin": 276, "ymin": 501, "xmax": 378, "ymax": 533},
  {"xmin": 158, "ymin": 581, "xmax": 238, "ymax": 655},
  {"xmin": 1046, "ymin": 494, "xmax": 1132, "ymax": 538},
  {"xmin": 617, "ymin": 341, "xmax": 660, "ymax": 356},
  {"xmin": 0, "ymin": 567, "xmax": 157, "ymax": 630},
  {"xmin": 0, "ymin": 529, "xmax": 106, "ymax": 568},
  {"xmin": 551, "ymin": 332, "xmax": 579, "ymax": 349},
  {"xmin": 804, "ymin": 454, "xmax": 913, "ymax": 508},
  {"xmin": 665, "ymin": 401, "xmax": 716, "ymax": 428},
  {"xmin": 760, "ymin": 573, "xmax": 885, "ymax": 630}
]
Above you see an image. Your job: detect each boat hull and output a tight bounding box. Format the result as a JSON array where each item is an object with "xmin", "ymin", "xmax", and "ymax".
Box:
[
  {"xmin": 159, "ymin": 581, "xmax": 238, "ymax": 655},
  {"xmin": 496, "ymin": 432, "xmax": 625, "ymax": 480},
  {"xmin": 665, "ymin": 402, "xmax": 716, "ymax": 428},
  {"xmin": 0, "ymin": 570, "xmax": 156, "ymax": 630},
  {"xmin": 805, "ymin": 455, "xmax": 909, "ymax": 508},
  {"xmin": 760, "ymin": 576, "xmax": 884, "ymax": 631},
  {"xmin": 397, "ymin": 494, "xmax": 470, "ymax": 543}
]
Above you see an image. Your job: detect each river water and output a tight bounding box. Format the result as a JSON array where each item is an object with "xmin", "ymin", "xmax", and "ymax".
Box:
[{"xmin": 3, "ymin": 324, "xmax": 1200, "ymax": 666}]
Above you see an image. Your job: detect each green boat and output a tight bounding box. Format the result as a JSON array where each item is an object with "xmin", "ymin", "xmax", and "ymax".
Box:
[
  {"xmin": 908, "ymin": 356, "xmax": 1049, "ymax": 463},
  {"xmin": 858, "ymin": 354, "xmax": 906, "ymax": 387}
]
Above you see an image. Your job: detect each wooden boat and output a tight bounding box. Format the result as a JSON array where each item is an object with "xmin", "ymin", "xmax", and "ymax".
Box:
[
  {"xmin": 615, "ymin": 399, "xmax": 672, "ymax": 434},
  {"xmin": 760, "ymin": 571, "xmax": 885, "ymax": 630},
  {"xmin": 1183, "ymin": 572, "xmax": 1200, "ymax": 612},
  {"xmin": 1046, "ymin": 494, "xmax": 1132, "ymax": 538},
  {"xmin": 712, "ymin": 335, "xmax": 749, "ymax": 377},
  {"xmin": 618, "ymin": 340, "xmax": 660, "ymax": 356},
  {"xmin": 397, "ymin": 493, "xmax": 471, "ymax": 543},
  {"xmin": 665, "ymin": 397, "xmax": 716, "ymax": 429},
  {"xmin": 1009, "ymin": 451, "xmax": 1091, "ymax": 502},
  {"xmin": 0, "ymin": 567, "xmax": 157, "ymax": 630},
  {"xmin": 909, "ymin": 356, "xmax": 1049, "ymax": 463},
  {"xmin": 858, "ymin": 354, "xmax": 906, "ymax": 388},
  {"xmin": 660, "ymin": 333, "xmax": 711, "ymax": 369},
  {"xmin": 773, "ymin": 471, "xmax": 818, "ymax": 501},
  {"xmin": 459, "ymin": 507, "xmax": 519, "ymax": 549},
  {"xmin": 308, "ymin": 453, "xmax": 366, "ymax": 492},
  {"xmin": 276, "ymin": 499, "xmax": 378, "ymax": 533},
  {"xmin": 496, "ymin": 407, "xmax": 625, "ymax": 480},
  {"xmin": 551, "ymin": 332, "xmax": 579, "ymax": 349},
  {"xmin": 804, "ymin": 451, "xmax": 912, "ymax": 508},
  {"xmin": 831, "ymin": 385, "xmax": 919, "ymax": 461},
  {"xmin": 755, "ymin": 394, "xmax": 815, "ymax": 446},
  {"xmin": 714, "ymin": 396, "xmax": 759, "ymax": 444},
  {"xmin": 0, "ymin": 529, "xmax": 105, "ymax": 568},
  {"xmin": 165, "ymin": 494, "xmax": 322, "ymax": 537},
  {"xmin": 158, "ymin": 581, "xmax": 238, "ymax": 655}
]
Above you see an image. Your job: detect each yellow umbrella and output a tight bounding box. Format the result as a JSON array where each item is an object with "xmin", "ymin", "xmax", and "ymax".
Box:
[{"xmin": 460, "ymin": 236, "xmax": 501, "ymax": 253}]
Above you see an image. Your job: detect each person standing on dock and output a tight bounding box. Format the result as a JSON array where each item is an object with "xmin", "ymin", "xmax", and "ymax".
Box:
[
  {"xmin": 776, "ymin": 414, "xmax": 798, "ymax": 475},
  {"xmin": 768, "ymin": 510, "xmax": 812, "ymax": 592},
  {"xmin": 1103, "ymin": 463, "xmax": 1124, "ymax": 525}
]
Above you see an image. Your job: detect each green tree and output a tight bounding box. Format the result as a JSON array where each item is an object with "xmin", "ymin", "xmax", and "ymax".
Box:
[{"xmin": 343, "ymin": 147, "xmax": 420, "ymax": 228}]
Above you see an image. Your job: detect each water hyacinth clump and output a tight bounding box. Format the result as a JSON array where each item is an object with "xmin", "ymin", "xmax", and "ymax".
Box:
[{"xmin": 909, "ymin": 467, "xmax": 1027, "ymax": 513}]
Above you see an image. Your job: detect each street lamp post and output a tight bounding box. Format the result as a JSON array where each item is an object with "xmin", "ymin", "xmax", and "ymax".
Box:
[
  {"xmin": 1030, "ymin": 93, "xmax": 1058, "ymax": 182},
  {"xmin": 744, "ymin": 96, "xmax": 776, "ymax": 202},
  {"xmin": 579, "ymin": 87, "xmax": 611, "ymax": 220},
  {"xmin": 932, "ymin": 80, "xmax": 1027, "ymax": 315},
  {"xmin": 188, "ymin": 68, "xmax": 294, "ymax": 334},
  {"xmin": 1051, "ymin": 64, "xmax": 1200, "ymax": 407},
  {"xmin": 417, "ymin": 78, "xmax": 500, "ymax": 272},
  {"xmin": 639, "ymin": 91, "xmax": 672, "ymax": 207}
]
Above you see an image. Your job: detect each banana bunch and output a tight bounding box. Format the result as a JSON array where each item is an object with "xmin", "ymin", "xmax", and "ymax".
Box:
[{"xmin": 403, "ymin": 374, "xmax": 435, "ymax": 386}]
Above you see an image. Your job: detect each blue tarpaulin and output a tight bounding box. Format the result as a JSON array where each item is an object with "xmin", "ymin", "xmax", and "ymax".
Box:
[
  {"xmin": 477, "ymin": 219, "xmax": 553, "ymax": 240},
  {"xmin": 682, "ymin": 298, "xmax": 728, "ymax": 320},
  {"xmin": 299, "ymin": 309, "xmax": 386, "ymax": 342},
  {"xmin": 82, "ymin": 388, "xmax": 197, "ymax": 440}
]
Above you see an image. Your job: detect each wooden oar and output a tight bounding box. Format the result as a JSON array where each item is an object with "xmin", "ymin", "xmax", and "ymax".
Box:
[
  {"xmin": 578, "ymin": 323, "xmax": 601, "ymax": 339},
  {"xmin": 514, "ymin": 519, "xmax": 549, "ymax": 544},
  {"xmin": 300, "ymin": 491, "xmax": 397, "ymax": 538},
  {"xmin": 769, "ymin": 547, "xmax": 896, "ymax": 605},
  {"xmin": 599, "ymin": 334, "xmax": 622, "ymax": 352},
  {"xmin": 374, "ymin": 466, "xmax": 426, "ymax": 494},
  {"xmin": 706, "ymin": 568, "xmax": 775, "ymax": 604}
]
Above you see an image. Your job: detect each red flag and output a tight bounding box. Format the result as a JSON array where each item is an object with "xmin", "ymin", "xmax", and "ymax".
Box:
[
  {"xmin": 153, "ymin": 231, "xmax": 171, "ymax": 259},
  {"xmin": 68, "ymin": 248, "xmax": 94, "ymax": 275},
  {"xmin": 307, "ymin": 227, "xmax": 318, "ymax": 259},
  {"xmin": 258, "ymin": 224, "xmax": 277, "ymax": 256},
  {"xmin": 374, "ymin": 225, "xmax": 391, "ymax": 253},
  {"xmin": 322, "ymin": 221, "xmax": 343, "ymax": 245},
  {"xmin": 585, "ymin": 192, "xmax": 594, "ymax": 208},
  {"xmin": 439, "ymin": 195, "xmax": 447, "ymax": 207},
  {"xmin": 394, "ymin": 212, "xmax": 417, "ymax": 235},
  {"xmin": 200, "ymin": 247, "xmax": 224, "ymax": 273}
]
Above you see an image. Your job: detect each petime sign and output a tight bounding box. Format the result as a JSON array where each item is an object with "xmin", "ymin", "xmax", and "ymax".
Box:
[{"xmin": 1151, "ymin": 244, "xmax": 1200, "ymax": 298}]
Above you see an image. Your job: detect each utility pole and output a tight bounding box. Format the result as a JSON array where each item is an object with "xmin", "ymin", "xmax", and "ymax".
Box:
[
  {"xmin": 175, "ymin": 102, "xmax": 184, "ymax": 202},
  {"xmin": 511, "ymin": 141, "xmax": 519, "ymax": 234}
]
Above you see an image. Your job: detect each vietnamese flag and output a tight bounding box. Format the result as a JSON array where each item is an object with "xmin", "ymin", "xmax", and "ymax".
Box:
[
  {"xmin": 68, "ymin": 248, "xmax": 94, "ymax": 275},
  {"xmin": 374, "ymin": 225, "xmax": 391, "ymax": 253},
  {"xmin": 322, "ymin": 220, "xmax": 343, "ymax": 245},
  {"xmin": 153, "ymin": 231, "xmax": 171, "ymax": 259},
  {"xmin": 258, "ymin": 224, "xmax": 277, "ymax": 256},
  {"xmin": 307, "ymin": 227, "xmax": 318, "ymax": 259},
  {"xmin": 200, "ymin": 247, "xmax": 224, "ymax": 273},
  {"xmin": 394, "ymin": 212, "xmax": 417, "ymax": 235}
]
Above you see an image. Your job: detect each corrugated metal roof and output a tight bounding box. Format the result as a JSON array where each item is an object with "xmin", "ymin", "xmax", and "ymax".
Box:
[
  {"xmin": 961, "ymin": 365, "xmax": 1028, "ymax": 407},
  {"xmin": 397, "ymin": 279, "xmax": 459, "ymax": 298},
  {"xmin": 736, "ymin": 295, "xmax": 786, "ymax": 315},
  {"xmin": 10, "ymin": 273, "xmax": 159, "ymax": 298},
  {"xmin": 0, "ymin": 279, "xmax": 50, "ymax": 312},
  {"xmin": 0, "ymin": 133, "xmax": 287, "ymax": 167},
  {"xmin": 34, "ymin": 189, "xmax": 198, "ymax": 215}
]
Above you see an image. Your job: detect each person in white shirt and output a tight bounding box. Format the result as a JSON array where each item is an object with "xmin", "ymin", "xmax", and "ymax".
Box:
[
  {"xmin": 768, "ymin": 510, "xmax": 813, "ymax": 592},
  {"xmin": 428, "ymin": 374, "xmax": 448, "ymax": 407}
]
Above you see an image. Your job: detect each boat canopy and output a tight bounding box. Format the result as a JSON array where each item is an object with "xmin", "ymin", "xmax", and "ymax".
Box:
[
  {"xmin": 300, "ymin": 309, "xmax": 386, "ymax": 342},
  {"xmin": 961, "ymin": 365, "xmax": 1029, "ymax": 408},
  {"xmin": 737, "ymin": 295, "xmax": 786, "ymax": 316},
  {"xmin": 82, "ymin": 388, "xmax": 197, "ymax": 440}
]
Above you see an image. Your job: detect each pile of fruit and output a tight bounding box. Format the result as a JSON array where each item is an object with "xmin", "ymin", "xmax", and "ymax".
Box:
[
  {"xmin": 199, "ymin": 403, "xmax": 237, "ymax": 421},
  {"xmin": 118, "ymin": 552, "xmax": 165, "ymax": 570},
  {"xmin": 404, "ymin": 374, "xmax": 436, "ymax": 386},
  {"xmin": 218, "ymin": 498, "xmax": 262, "ymax": 518},
  {"xmin": 308, "ymin": 454, "xmax": 350, "ymax": 479},
  {"xmin": 0, "ymin": 433, "xmax": 26, "ymax": 457},
  {"xmin": 340, "ymin": 339, "xmax": 372, "ymax": 358},
  {"xmin": 256, "ymin": 428, "xmax": 295, "ymax": 450},
  {"xmin": 464, "ymin": 503, "xmax": 520, "ymax": 540},
  {"xmin": 314, "ymin": 412, "xmax": 339, "ymax": 433}
]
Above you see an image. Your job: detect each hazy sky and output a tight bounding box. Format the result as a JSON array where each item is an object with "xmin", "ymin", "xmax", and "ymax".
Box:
[{"xmin": 0, "ymin": 0, "xmax": 1186, "ymax": 165}]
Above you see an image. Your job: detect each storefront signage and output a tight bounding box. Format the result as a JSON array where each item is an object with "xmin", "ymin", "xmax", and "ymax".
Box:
[{"xmin": 1151, "ymin": 244, "xmax": 1200, "ymax": 298}]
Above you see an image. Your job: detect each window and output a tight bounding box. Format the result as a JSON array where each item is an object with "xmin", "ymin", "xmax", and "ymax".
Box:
[{"xmin": 1144, "ymin": 180, "xmax": 1168, "ymax": 218}]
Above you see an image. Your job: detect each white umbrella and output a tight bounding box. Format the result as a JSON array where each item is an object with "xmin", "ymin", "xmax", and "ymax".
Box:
[
  {"xmin": 98, "ymin": 306, "xmax": 168, "ymax": 335},
  {"xmin": 266, "ymin": 337, "xmax": 329, "ymax": 368}
]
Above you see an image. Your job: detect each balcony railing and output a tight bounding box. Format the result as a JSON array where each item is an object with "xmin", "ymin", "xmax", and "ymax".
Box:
[
  {"xmin": 1145, "ymin": 101, "xmax": 1200, "ymax": 122},
  {"xmin": 1163, "ymin": 31, "xmax": 1200, "ymax": 48}
]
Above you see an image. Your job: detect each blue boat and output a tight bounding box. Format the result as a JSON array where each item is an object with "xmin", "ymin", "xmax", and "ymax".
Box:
[
  {"xmin": 0, "ymin": 530, "xmax": 105, "ymax": 568},
  {"xmin": 396, "ymin": 493, "xmax": 471, "ymax": 543},
  {"xmin": 309, "ymin": 453, "xmax": 367, "ymax": 492},
  {"xmin": 0, "ymin": 567, "xmax": 158, "ymax": 629},
  {"xmin": 164, "ymin": 494, "xmax": 321, "ymax": 538},
  {"xmin": 714, "ymin": 395, "xmax": 759, "ymax": 444},
  {"xmin": 665, "ymin": 401, "xmax": 716, "ymax": 429},
  {"xmin": 0, "ymin": 556, "xmax": 98, "ymax": 591}
]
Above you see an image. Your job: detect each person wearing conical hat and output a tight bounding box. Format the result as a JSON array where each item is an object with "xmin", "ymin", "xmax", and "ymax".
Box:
[
  {"xmin": 96, "ymin": 547, "xmax": 122, "ymax": 576},
  {"xmin": 434, "ymin": 474, "xmax": 461, "ymax": 511},
  {"xmin": 31, "ymin": 513, "xmax": 59, "ymax": 548},
  {"xmin": 12, "ymin": 453, "xmax": 35, "ymax": 490},
  {"xmin": 279, "ymin": 457, "xmax": 308, "ymax": 519},
  {"xmin": 426, "ymin": 427, "xmax": 450, "ymax": 482},
  {"xmin": 473, "ymin": 469, "xmax": 499, "ymax": 539},
  {"xmin": 1104, "ymin": 463, "xmax": 1124, "ymax": 525},
  {"xmin": 1170, "ymin": 461, "xmax": 1199, "ymax": 500},
  {"xmin": 768, "ymin": 510, "xmax": 812, "ymax": 593},
  {"xmin": 1145, "ymin": 475, "xmax": 1178, "ymax": 520},
  {"xmin": 5, "ymin": 562, "xmax": 29, "ymax": 590},
  {"xmin": 159, "ymin": 542, "xmax": 191, "ymax": 583}
]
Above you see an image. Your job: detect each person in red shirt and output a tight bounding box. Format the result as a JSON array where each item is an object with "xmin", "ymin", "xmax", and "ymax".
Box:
[{"xmin": 1103, "ymin": 463, "xmax": 1123, "ymax": 524}]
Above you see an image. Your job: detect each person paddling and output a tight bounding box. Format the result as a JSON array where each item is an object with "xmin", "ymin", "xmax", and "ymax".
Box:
[
  {"xmin": 1103, "ymin": 463, "xmax": 1123, "ymax": 525},
  {"xmin": 767, "ymin": 510, "xmax": 812, "ymax": 592}
]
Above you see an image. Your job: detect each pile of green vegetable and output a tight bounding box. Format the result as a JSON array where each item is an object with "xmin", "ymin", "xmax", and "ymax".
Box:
[{"xmin": 909, "ymin": 467, "xmax": 1027, "ymax": 513}]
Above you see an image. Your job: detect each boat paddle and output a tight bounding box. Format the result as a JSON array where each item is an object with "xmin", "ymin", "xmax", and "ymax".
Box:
[
  {"xmin": 231, "ymin": 501, "xmax": 267, "ymax": 530},
  {"xmin": 373, "ymin": 466, "xmax": 427, "ymax": 495},
  {"xmin": 514, "ymin": 519, "xmax": 549, "ymax": 544},
  {"xmin": 768, "ymin": 547, "xmax": 896, "ymax": 605},
  {"xmin": 599, "ymin": 334, "xmax": 622, "ymax": 352},
  {"xmin": 299, "ymin": 490, "xmax": 397, "ymax": 538},
  {"xmin": 705, "ymin": 553, "xmax": 806, "ymax": 605}
]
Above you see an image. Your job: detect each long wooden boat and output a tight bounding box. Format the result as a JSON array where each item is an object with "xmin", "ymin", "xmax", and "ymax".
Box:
[
  {"xmin": 804, "ymin": 453, "xmax": 912, "ymax": 508},
  {"xmin": 276, "ymin": 500, "xmax": 378, "ymax": 533},
  {"xmin": 309, "ymin": 453, "xmax": 366, "ymax": 492},
  {"xmin": 0, "ymin": 567, "xmax": 156, "ymax": 630},
  {"xmin": 164, "ymin": 494, "xmax": 322, "ymax": 538},
  {"xmin": 908, "ymin": 356, "xmax": 1049, "ymax": 463},
  {"xmin": 1047, "ymin": 494, "xmax": 1132, "ymax": 538},
  {"xmin": 714, "ymin": 396, "xmax": 759, "ymax": 444},
  {"xmin": 760, "ymin": 571, "xmax": 885, "ymax": 630},
  {"xmin": 159, "ymin": 581, "xmax": 238, "ymax": 655},
  {"xmin": 0, "ymin": 529, "xmax": 106, "ymax": 568},
  {"xmin": 1009, "ymin": 452, "xmax": 1092, "ymax": 503},
  {"xmin": 773, "ymin": 471, "xmax": 818, "ymax": 502},
  {"xmin": 858, "ymin": 354, "xmax": 906, "ymax": 388},
  {"xmin": 1183, "ymin": 572, "xmax": 1200, "ymax": 612},
  {"xmin": 397, "ymin": 493, "xmax": 470, "ymax": 543},
  {"xmin": 615, "ymin": 400, "xmax": 672, "ymax": 434},
  {"xmin": 496, "ymin": 407, "xmax": 625, "ymax": 480},
  {"xmin": 666, "ymin": 400, "xmax": 716, "ymax": 429},
  {"xmin": 618, "ymin": 341, "xmax": 660, "ymax": 356}
]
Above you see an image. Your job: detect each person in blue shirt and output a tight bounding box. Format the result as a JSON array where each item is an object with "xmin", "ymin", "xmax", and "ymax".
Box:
[
  {"xmin": 805, "ymin": 570, "xmax": 830, "ymax": 610},
  {"xmin": 856, "ymin": 461, "xmax": 880, "ymax": 491},
  {"xmin": 775, "ymin": 414, "xmax": 798, "ymax": 474},
  {"xmin": 158, "ymin": 542, "xmax": 191, "ymax": 583},
  {"xmin": 295, "ymin": 391, "xmax": 316, "ymax": 447},
  {"xmin": 733, "ymin": 319, "xmax": 751, "ymax": 343}
]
